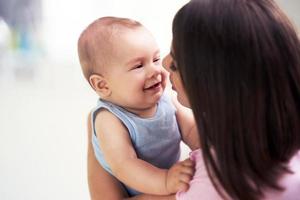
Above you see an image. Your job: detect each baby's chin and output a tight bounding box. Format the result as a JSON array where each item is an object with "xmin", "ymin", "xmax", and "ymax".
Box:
[
  {"xmin": 156, "ymin": 88, "xmax": 166, "ymax": 101},
  {"xmin": 147, "ymin": 88, "xmax": 164, "ymax": 105}
]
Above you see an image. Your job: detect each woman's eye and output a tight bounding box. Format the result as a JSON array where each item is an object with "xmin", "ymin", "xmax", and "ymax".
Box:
[{"xmin": 170, "ymin": 62, "xmax": 177, "ymax": 71}]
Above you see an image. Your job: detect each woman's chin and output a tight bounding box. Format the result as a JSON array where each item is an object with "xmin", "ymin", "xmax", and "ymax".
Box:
[{"xmin": 178, "ymin": 96, "xmax": 191, "ymax": 108}]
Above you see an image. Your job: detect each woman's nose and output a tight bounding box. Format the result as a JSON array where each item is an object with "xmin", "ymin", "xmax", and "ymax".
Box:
[{"xmin": 162, "ymin": 54, "xmax": 172, "ymax": 72}]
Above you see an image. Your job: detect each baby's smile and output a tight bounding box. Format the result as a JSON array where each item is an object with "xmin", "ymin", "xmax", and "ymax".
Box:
[{"xmin": 144, "ymin": 82, "xmax": 161, "ymax": 90}]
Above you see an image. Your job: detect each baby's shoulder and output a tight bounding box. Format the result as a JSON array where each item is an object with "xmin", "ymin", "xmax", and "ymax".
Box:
[{"xmin": 94, "ymin": 108, "xmax": 125, "ymax": 132}]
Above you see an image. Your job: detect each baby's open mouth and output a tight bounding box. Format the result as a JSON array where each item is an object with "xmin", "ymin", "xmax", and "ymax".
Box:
[{"xmin": 144, "ymin": 82, "xmax": 161, "ymax": 90}]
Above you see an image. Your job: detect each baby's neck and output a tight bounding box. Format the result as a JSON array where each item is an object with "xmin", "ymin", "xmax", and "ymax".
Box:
[
  {"xmin": 125, "ymin": 104, "xmax": 158, "ymax": 118},
  {"xmin": 100, "ymin": 96, "xmax": 159, "ymax": 118}
]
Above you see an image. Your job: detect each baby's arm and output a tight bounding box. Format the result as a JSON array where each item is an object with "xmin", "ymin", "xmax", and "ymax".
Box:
[
  {"xmin": 171, "ymin": 92, "xmax": 201, "ymax": 150},
  {"xmin": 87, "ymin": 112, "xmax": 128, "ymax": 199},
  {"xmin": 88, "ymin": 112, "xmax": 176, "ymax": 200},
  {"xmin": 95, "ymin": 109, "xmax": 193, "ymax": 195}
]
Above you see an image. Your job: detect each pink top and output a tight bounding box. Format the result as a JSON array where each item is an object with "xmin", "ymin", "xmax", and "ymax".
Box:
[{"xmin": 176, "ymin": 149, "xmax": 300, "ymax": 200}]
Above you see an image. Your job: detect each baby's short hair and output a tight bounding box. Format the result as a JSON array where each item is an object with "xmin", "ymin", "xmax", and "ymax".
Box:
[{"xmin": 78, "ymin": 16, "xmax": 142, "ymax": 81}]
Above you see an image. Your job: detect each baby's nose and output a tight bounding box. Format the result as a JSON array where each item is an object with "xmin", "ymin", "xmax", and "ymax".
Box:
[{"xmin": 147, "ymin": 63, "xmax": 161, "ymax": 78}]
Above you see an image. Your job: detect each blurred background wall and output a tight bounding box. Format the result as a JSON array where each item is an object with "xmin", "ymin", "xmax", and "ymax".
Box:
[{"xmin": 0, "ymin": 0, "xmax": 299, "ymax": 199}]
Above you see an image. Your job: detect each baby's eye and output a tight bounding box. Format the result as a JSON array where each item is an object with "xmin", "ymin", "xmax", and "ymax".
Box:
[
  {"xmin": 153, "ymin": 58, "xmax": 160, "ymax": 63},
  {"xmin": 170, "ymin": 62, "xmax": 177, "ymax": 71},
  {"xmin": 132, "ymin": 64, "xmax": 143, "ymax": 70}
]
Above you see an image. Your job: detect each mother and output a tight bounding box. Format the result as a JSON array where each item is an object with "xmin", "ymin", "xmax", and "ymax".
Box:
[{"xmin": 87, "ymin": 0, "xmax": 300, "ymax": 199}]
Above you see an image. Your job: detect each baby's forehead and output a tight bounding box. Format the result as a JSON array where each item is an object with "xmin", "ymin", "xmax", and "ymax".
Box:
[
  {"xmin": 108, "ymin": 25, "xmax": 148, "ymax": 42},
  {"xmin": 94, "ymin": 23, "xmax": 146, "ymax": 50},
  {"xmin": 101, "ymin": 18, "xmax": 144, "ymax": 35},
  {"xmin": 92, "ymin": 20, "xmax": 156, "ymax": 69},
  {"xmin": 99, "ymin": 26, "xmax": 151, "ymax": 55}
]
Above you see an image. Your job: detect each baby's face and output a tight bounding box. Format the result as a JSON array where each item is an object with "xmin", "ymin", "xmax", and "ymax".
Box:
[{"xmin": 104, "ymin": 27, "xmax": 167, "ymax": 113}]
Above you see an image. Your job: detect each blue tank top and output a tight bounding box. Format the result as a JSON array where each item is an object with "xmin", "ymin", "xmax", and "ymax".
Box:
[{"xmin": 91, "ymin": 92, "xmax": 181, "ymax": 196}]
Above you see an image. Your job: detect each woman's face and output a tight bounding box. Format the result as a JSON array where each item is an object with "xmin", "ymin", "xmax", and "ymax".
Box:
[{"xmin": 163, "ymin": 53, "xmax": 190, "ymax": 108}]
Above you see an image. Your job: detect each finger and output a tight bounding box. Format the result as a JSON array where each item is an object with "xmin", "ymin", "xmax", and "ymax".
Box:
[
  {"xmin": 181, "ymin": 159, "xmax": 195, "ymax": 167},
  {"xmin": 179, "ymin": 173, "xmax": 193, "ymax": 183},
  {"xmin": 177, "ymin": 182, "xmax": 189, "ymax": 192},
  {"xmin": 180, "ymin": 166, "xmax": 195, "ymax": 176},
  {"xmin": 175, "ymin": 159, "xmax": 194, "ymax": 169}
]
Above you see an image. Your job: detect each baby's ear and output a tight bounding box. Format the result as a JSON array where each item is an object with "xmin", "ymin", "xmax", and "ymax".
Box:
[{"xmin": 89, "ymin": 74, "xmax": 111, "ymax": 97}]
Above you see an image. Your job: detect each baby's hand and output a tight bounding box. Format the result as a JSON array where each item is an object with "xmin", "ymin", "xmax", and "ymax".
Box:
[{"xmin": 165, "ymin": 158, "xmax": 195, "ymax": 194}]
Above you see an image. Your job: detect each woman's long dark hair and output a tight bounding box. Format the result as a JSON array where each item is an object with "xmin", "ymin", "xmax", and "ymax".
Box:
[{"xmin": 172, "ymin": 0, "xmax": 300, "ymax": 199}]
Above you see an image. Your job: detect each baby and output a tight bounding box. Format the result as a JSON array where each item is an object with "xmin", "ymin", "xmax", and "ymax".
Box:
[{"xmin": 78, "ymin": 16, "xmax": 199, "ymax": 196}]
